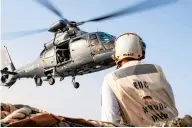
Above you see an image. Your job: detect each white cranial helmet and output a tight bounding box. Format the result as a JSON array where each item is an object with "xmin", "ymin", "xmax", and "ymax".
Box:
[{"xmin": 113, "ymin": 33, "xmax": 146, "ymax": 64}]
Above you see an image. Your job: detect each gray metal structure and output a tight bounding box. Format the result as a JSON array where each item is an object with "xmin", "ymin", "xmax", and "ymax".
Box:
[
  {"xmin": 1, "ymin": 30, "xmax": 115, "ymax": 88},
  {"xmin": 1, "ymin": 0, "xmax": 177, "ymax": 88}
]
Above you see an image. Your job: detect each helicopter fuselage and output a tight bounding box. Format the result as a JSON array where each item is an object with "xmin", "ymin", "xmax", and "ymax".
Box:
[
  {"xmin": 3, "ymin": 31, "xmax": 116, "ymax": 88},
  {"xmin": 15, "ymin": 48, "xmax": 115, "ymax": 79}
]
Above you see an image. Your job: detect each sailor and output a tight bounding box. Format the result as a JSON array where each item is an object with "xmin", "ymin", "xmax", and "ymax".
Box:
[{"xmin": 101, "ymin": 33, "xmax": 178, "ymax": 126}]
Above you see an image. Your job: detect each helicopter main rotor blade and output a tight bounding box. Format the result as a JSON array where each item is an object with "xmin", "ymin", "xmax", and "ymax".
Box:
[
  {"xmin": 34, "ymin": 0, "xmax": 64, "ymax": 19},
  {"xmin": 1, "ymin": 28, "xmax": 48, "ymax": 40},
  {"xmin": 81, "ymin": 0, "xmax": 177, "ymax": 23}
]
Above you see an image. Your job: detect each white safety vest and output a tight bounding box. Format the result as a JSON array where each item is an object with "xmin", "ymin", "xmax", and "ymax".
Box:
[{"xmin": 104, "ymin": 60, "xmax": 178, "ymax": 126}]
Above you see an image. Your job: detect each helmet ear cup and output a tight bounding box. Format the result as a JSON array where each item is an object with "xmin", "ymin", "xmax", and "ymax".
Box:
[{"xmin": 140, "ymin": 41, "xmax": 146, "ymax": 60}]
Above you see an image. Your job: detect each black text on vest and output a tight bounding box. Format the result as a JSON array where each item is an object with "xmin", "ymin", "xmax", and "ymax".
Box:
[{"xmin": 133, "ymin": 81, "xmax": 148, "ymax": 89}]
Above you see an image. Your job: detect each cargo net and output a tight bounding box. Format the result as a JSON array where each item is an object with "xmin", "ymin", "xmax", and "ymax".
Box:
[{"xmin": 1, "ymin": 103, "xmax": 192, "ymax": 127}]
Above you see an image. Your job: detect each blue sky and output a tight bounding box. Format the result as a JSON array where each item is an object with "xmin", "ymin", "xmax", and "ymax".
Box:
[{"xmin": 1, "ymin": 0, "xmax": 192, "ymax": 120}]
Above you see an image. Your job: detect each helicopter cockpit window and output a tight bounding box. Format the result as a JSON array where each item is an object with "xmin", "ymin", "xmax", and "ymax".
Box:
[
  {"xmin": 44, "ymin": 49, "xmax": 55, "ymax": 58},
  {"xmin": 90, "ymin": 34, "xmax": 104, "ymax": 55},
  {"xmin": 97, "ymin": 32, "xmax": 114, "ymax": 50}
]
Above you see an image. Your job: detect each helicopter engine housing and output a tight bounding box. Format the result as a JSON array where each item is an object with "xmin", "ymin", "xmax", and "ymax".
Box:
[{"xmin": 48, "ymin": 20, "xmax": 68, "ymax": 33}]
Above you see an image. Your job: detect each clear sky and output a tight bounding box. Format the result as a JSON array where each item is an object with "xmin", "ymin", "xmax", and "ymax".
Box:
[{"xmin": 1, "ymin": 0, "xmax": 192, "ymax": 120}]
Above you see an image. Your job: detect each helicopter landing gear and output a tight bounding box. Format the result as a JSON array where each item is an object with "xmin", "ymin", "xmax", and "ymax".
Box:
[
  {"xmin": 34, "ymin": 77, "xmax": 43, "ymax": 86},
  {"xmin": 72, "ymin": 76, "xmax": 80, "ymax": 89},
  {"xmin": 47, "ymin": 74, "xmax": 55, "ymax": 85},
  {"xmin": 48, "ymin": 77, "xmax": 55, "ymax": 85},
  {"xmin": 74, "ymin": 82, "xmax": 80, "ymax": 89},
  {"xmin": 60, "ymin": 76, "xmax": 65, "ymax": 81},
  {"xmin": 1, "ymin": 75, "xmax": 7, "ymax": 83}
]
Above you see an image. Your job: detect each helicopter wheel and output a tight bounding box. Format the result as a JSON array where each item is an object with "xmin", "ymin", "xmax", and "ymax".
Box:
[
  {"xmin": 74, "ymin": 82, "xmax": 80, "ymax": 89},
  {"xmin": 72, "ymin": 76, "xmax": 80, "ymax": 89},
  {"xmin": 1, "ymin": 75, "xmax": 7, "ymax": 83},
  {"xmin": 35, "ymin": 77, "xmax": 43, "ymax": 86},
  {"xmin": 49, "ymin": 78, "xmax": 55, "ymax": 85}
]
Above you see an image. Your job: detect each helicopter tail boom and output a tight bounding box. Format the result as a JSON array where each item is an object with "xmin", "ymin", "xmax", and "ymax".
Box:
[{"xmin": 1, "ymin": 46, "xmax": 17, "ymax": 88}]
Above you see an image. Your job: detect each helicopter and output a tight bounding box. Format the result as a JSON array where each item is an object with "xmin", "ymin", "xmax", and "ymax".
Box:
[{"xmin": 1, "ymin": 0, "xmax": 177, "ymax": 89}]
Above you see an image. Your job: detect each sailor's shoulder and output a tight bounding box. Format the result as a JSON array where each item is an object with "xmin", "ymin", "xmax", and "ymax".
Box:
[{"xmin": 141, "ymin": 61, "xmax": 162, "ymax": 71}]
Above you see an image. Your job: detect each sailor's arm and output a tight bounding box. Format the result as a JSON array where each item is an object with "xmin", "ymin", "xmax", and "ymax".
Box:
[{"xmin": 101, "ymin": 78, "xmax": 121, "ymax": 123}]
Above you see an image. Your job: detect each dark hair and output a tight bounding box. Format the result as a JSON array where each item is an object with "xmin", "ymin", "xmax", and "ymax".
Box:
[
  {"xmin": 140, "ymin": 41, "xmax": 146, "ymax": 60},
  {"xmin": 138, "ymin": 35, "xmax": 146, "ymax": 60}
]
